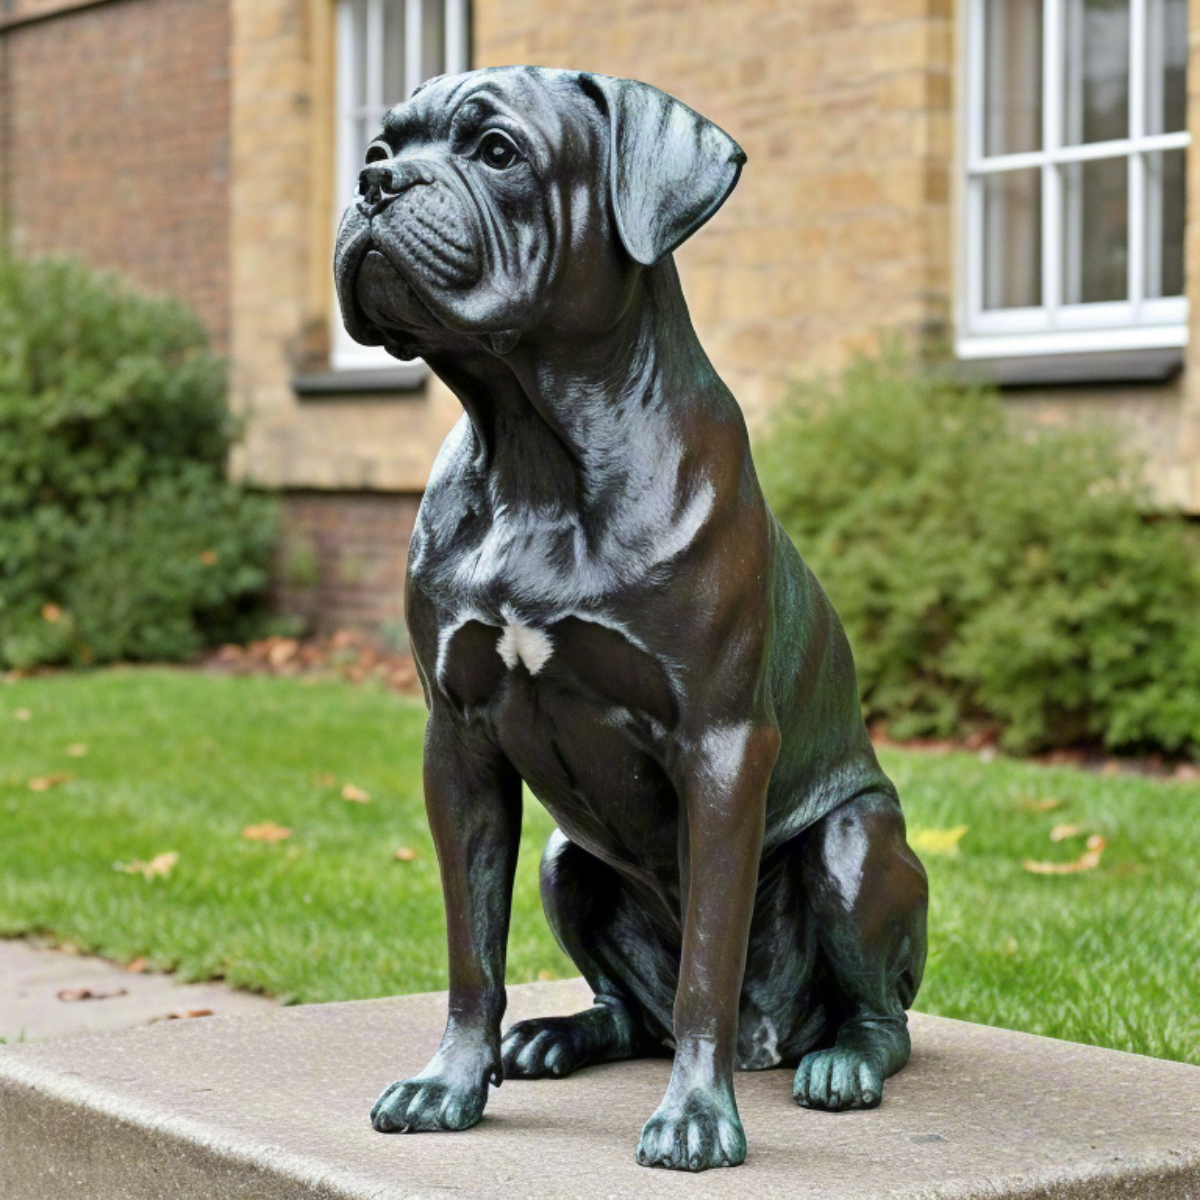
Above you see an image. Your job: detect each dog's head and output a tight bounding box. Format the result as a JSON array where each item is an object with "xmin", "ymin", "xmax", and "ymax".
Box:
[{"xmin": 334, "ymin": 67, "xmax": 744, "ymax": 360}]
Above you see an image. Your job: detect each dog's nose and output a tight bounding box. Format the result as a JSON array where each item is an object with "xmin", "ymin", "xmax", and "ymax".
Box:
[{"xmin": 357, "ymin": 159, "xmax": 433, "ymax": 216}]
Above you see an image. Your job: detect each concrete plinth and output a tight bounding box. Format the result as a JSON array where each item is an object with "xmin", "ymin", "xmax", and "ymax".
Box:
[{"xmin": 1, "ymin": 978, "xmax": 1198, "ymax": 1199}]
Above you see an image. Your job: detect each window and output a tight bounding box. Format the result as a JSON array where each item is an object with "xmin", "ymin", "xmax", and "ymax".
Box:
[
  {"xmin": 958, "ymin": 0, "xmax": 1190, "ymax": 368},
  {"xmin": 331, "ymin": 0, "xmax": 469, "ymax": 374}
]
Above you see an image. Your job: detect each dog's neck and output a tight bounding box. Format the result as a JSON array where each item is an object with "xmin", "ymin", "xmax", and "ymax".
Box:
[{"xmin": 428, "ymin": 258, "xmax": 747, "ymax": 516}]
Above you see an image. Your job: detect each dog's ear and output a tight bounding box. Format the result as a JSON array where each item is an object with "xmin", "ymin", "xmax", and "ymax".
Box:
[{"xmin": 580, "ymin": 74, "xmax": 746, "ymax": 267}]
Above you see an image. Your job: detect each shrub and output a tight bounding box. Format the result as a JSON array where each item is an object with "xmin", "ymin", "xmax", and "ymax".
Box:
[
  {"xmin": 756, "ymin": 352, "xmax": 1200, "ymax": 755},
  {"xmin": 0, "ymin": 257, "xmax": 278, "ymax": 668}
]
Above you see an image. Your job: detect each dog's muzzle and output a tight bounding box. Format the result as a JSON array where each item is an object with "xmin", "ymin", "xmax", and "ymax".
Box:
[{"xmin": 356, "ymin": 160, "xmax": 483, "ymax": 292}]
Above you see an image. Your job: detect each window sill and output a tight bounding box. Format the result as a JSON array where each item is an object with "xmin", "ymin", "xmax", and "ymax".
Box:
[
  {"xmin": 292, "ymin": 364, "xmax": 430, "ymax": 397},
  {"xmin": 955, "ymin": 346, "xmax": 1184, "ymax": 387}
]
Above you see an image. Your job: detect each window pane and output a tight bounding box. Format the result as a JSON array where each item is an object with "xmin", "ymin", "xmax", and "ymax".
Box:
[
  {"xmin": 1063, "ymin": 0, "xmax": 1130, "ymax": 145},
  {"xmin": 984, "ymin": 0, "xmax": 1042, "ymax": 155},
  {"xmin": 1146, "ymin": 0, "xmax": 1188, "ymax": 134},
  {"xmin": 382, "ymin": 0, "xmax": 406, "ymax": 105},
  {"xmin": 347, "ymin": 0, "xmax": 369, "ymax": 110},
  {"xmin": 351, "ymin": 115, "xmax": 372, "ymax": 171},
  {"xmin": 1062, "ymin": 157, "xmax": 1128, "ymax": 302},
  {"xmin": 421, "ymin": 0, "xmax": 446, "ymax": 81},
  {"xmin": 1146, "ymin": 149, "xmax": 1186, "ymax": 298},
  {"xmin": 983, "ymin": 169, "xmax": 1042, "ymax": 309}
]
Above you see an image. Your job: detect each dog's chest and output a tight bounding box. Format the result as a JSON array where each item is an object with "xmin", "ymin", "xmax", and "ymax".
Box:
[{"xmin": 437, "ymin": 613, "xmax": 677, "ymax": 730}]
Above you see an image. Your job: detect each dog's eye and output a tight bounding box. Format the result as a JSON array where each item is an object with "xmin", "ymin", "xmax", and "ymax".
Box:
[{"xmin": 478, "ymin": 131, "xmax": 520, "ymax": 170}]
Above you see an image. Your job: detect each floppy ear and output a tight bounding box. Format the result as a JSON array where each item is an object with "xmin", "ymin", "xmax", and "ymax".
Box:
[{"xmin": 581, "ymin": 74, "xmax": 746, "ymax": 267}]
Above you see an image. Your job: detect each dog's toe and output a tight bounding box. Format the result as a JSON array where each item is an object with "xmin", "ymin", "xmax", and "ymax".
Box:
[
  {"xmin": 794, "ymin": 1048, "xmax": 883, "ymax": 1111},
  {"xmin": 501, "ymin": 1018, "xmax": 582, "ymax": 1079}
]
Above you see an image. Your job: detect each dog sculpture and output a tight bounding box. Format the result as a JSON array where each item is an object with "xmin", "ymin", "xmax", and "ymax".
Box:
[{"xmin": 334, "ymin": 66, "xmax": 928, "ymax": 1172}]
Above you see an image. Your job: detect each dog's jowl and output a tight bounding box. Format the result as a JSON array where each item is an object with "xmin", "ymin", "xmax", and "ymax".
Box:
[{"xmin": 336, "ymin": 66, "xmax": 929, "ymax": 1172}]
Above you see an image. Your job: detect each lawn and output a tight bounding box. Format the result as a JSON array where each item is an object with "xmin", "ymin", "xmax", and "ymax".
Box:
[{"xmin": 2, "ymin": 669, "xmax": 1198, "ymax": 1064}]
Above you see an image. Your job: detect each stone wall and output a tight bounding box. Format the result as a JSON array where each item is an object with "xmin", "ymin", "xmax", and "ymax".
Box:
[
  {"xmin": 0, "ymin": 0, "xmax": 231, "ymax": 350},
  {"xmin": 5, "ymin": 0, "xmax": 1200, "ymax": 643}
]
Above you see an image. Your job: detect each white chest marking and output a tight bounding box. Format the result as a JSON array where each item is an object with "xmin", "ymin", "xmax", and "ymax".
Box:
[{"xmin": 496, "ymin": 619, "xmax": 554, "ymax": 675}]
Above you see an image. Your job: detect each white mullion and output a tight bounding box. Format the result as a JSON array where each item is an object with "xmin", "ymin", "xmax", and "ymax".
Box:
[
  {"xmin": 1043, "ymin": 0, "xmax": 1063, "ymax": 319},
  {"xmin": 445, "ymin": 0, "xmax": 468, "ymax": 74},
  {"xmin": 971, "ymin": 130, "xmax": 1190, "ymax": 174},
  {"xmin": 405, "ymin": 0, "xmax": 423, "ymax": 98},
  {"xmin": 1143, "ymin": 0, "xmax": 1165, "ymax": 298},
  {"xmin": 1129, "ymin": 0, "xmax": 1147, "ymax": 308},
  {"xmin": 965, "ymin": 0, "xmax": 987, "ymax": 323}
]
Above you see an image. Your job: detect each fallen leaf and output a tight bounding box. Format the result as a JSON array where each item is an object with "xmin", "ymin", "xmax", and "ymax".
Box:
[
  {"xmin": 28, "ymin": 772, "xmax": 71, "ymax": 792},
  {"xmin": 14, "ymin": 708, "xmax": 31, "ymax": 721},
  {"xmin": 165, "ymin": 1008, "xmax": 214, "ymax": 1020},
  {"xmin": 314, "ymin": 772, "xmax": 337, "ymax": 786},
  {"xmin": 41, "ymin": 603, "xmax": 62, "ymax": 623},
  {"xmin": 66, "ymin": 743, "xmax": 88, "ymax": 757},
  {"xmin": 124, "ymin": 957, "xmax": 150, "ymax": 973},
  {"xmin": 1019, "ymin": 797, "xmax": 1063, "ymax": 813},
  {"xmin": 115, "ymin": 851, "xmax": 179, "ymax": 880},
  {"xmin": 1049, "ymin": 823, "xmax": 1083, "ymax": 842},
  {"xmin": 394, "ymin": 846, "xmax": 418, "ymax": 861},
  {"xmin": 243, "ymin": 822, "xmax": 292, "ymax": 842},
  {"xmin": 536, "ymin": 969, "xmax": 555, "ymax": 982},
  {"xmin": 57, "ymin": 986, "xmax": 127, "ymax": 1002},
  {"xmin": 267, "ymin": 638, "xmax": 299, "ymax": 668},
  {"xmin": 341, "ymin": 783, "xmax": 371, "ymax": 803},
  {"xmin": 910, "ymin": 825, "xmax": 968, "ymax": 856},
  {"xmin": 199, "ymin": 549, "xmax": 218, "ymax": 566},
  {"xmin": 1023, "ymin": 835, "xmax": 1107, "ymax": 875}
]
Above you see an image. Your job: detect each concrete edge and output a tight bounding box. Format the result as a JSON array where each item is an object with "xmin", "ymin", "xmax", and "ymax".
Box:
[
  {"xmin": 932, "ymin": 1155, "xmax": 1200, "ymax": 1200},
  {"xmin": 0, "ymin": 1052, "xmax": 379, "ymax": 1200},
  {"xmin": 4, "ymin": 983, "xmax": 1200, "ymax": 1200}
]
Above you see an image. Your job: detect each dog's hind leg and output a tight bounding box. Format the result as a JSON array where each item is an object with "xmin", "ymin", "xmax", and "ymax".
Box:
[
  {"xmin": 792, "ymin": 790, "xmax": 928, "ymax": 1112},
  {"xmin": 501, "ymin": 828, "xmax": 678, "ymax": 1079}
]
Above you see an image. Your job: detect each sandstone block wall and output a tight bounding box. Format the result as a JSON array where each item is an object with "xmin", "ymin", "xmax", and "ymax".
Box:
[{"xmin": 475, "ymin": 0, "xmax": 956, "ymax": 425}]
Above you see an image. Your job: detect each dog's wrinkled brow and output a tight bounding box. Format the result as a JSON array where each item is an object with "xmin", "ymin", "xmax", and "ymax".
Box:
[{"xmin": 380, "ymin": 105, "xmax": 429, "ymax": 149}]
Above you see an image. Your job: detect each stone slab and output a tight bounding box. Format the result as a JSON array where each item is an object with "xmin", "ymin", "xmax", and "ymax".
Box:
[
  {"xmin": 1, "ymin": 977, "xmax": 1199, "ymax": 1199},
  {"xmin": 0, "ymin": 940, "xmax": 278, "ymax": 1044}
]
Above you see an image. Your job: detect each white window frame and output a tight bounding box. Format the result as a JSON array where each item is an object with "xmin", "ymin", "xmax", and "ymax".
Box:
[
  {"xmin": 331, "ymin": 0, "xmax": 469, "ymax": 373},
  {"xmin": 957, "ymin": 0, "xmax": 1191, "ymax": 364}
]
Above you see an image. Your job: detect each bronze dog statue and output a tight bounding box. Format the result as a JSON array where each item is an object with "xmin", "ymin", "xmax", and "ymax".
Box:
[{"xmin": 334, "ymin": 66, "xmax": 928, "ymax": 1172}]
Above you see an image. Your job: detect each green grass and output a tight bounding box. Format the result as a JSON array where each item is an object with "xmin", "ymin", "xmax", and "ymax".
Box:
[
  {"xmin": 0, "ymin": 669, "xmax": 573, "ymax": 1003},
  {"xmin": 2, "ymin": 669, "xmax": 1198, "ymax": 1064}
]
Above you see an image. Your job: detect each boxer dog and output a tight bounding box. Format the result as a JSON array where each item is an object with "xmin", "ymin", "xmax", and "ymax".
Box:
[{"xmin": 334, "ymin": 66, "xmax": 928, "ymax": 1172}]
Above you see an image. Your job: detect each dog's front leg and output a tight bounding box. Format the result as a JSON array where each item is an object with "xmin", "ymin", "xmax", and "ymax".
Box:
[
  {"xmin": 372, "ymin": 706, "xmax": 521, "ymax": 1134},
  {"xmin": 637, "ymin": 721, "xmax": 779, "ymax": 1171}
]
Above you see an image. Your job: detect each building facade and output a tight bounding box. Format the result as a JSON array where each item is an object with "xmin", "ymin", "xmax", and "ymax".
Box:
[{"xmin": 2, "ymin": 0, "xmax": 1197, "ymax": 631}]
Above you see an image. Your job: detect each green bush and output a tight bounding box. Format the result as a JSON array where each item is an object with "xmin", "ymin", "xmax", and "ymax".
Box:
[
  {"xmin": 0, "ymin": 258, "xmax": 278, "ymax": 668},
  {"xmin": 757, "ymin": 352, "xmax": 1200, "ymax": 755}
]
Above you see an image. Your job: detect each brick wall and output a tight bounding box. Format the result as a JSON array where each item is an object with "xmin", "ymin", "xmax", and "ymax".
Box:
[
  {"xmin": 274, "ymin": 491, "xmax": 421, "ymax": 636},
  {"xmin": 1, "ymin": 0, "xmax": 231, "ymax": 350}
]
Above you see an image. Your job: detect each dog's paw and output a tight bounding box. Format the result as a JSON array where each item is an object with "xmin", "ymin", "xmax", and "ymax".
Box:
[
  {"xmin": 793, "ymin": 1047, "xmax": 884, "ymax": 1111},
  {"xmin": 371, "ymin": 1074, "xmax": 487, "ymax": 1133},
  {"xmin": 636, "ymin": 1088, "xmax": 746, "ymax": 1171},
  {"xmin": 501, "ymin": 1016, "xmax": 589, "ymax": 1079}
]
